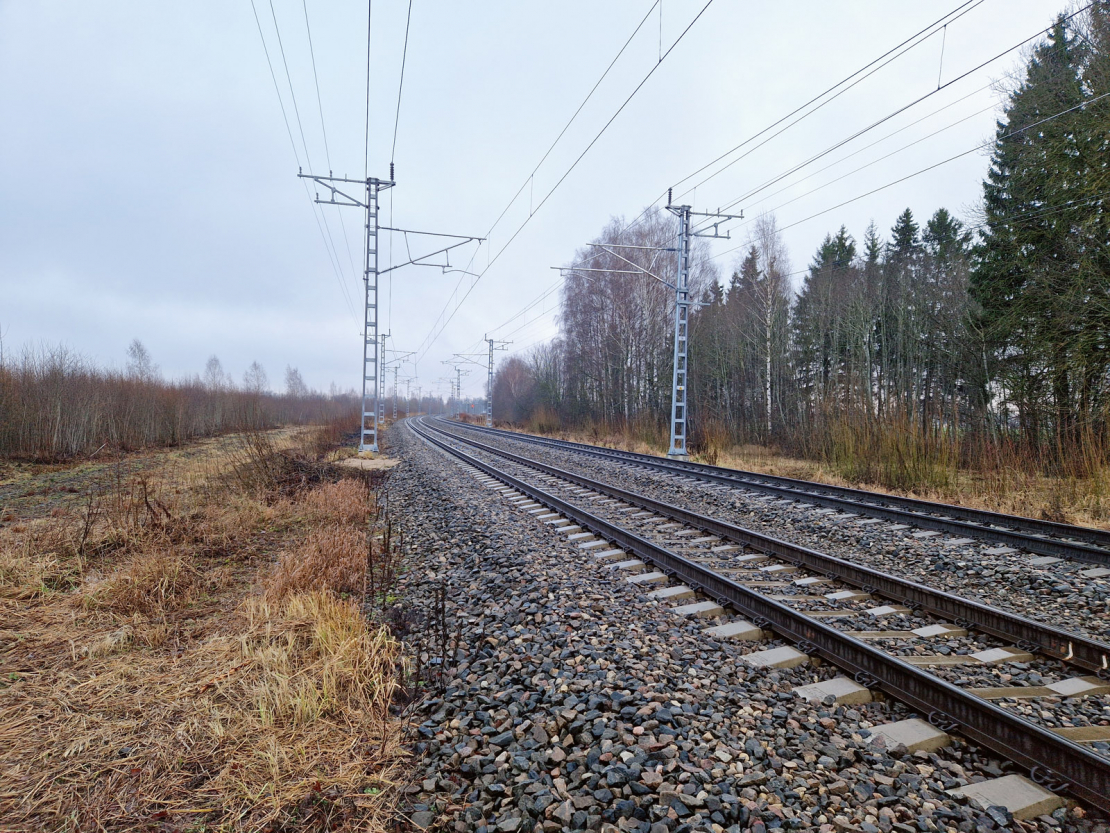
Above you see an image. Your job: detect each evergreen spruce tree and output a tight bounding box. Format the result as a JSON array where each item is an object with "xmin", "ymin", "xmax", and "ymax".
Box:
[{"xmin": 972, "ymin": 10, "xmax": 1110, "ymax": 446}]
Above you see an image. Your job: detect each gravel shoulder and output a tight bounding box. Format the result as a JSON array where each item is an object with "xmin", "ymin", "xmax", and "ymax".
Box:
[{"xmin": 387, "ymin": 421, "xmax": 1108, "ymax": 833}]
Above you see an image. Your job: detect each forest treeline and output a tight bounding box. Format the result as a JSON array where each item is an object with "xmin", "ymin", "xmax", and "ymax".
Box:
[
  {"xmin": 492, "ymin": 8, "xmax": 1110, "ymax": 488},
  {"xmin": 0, "ymin": 340, "xmax": 359, "ymax": 460}
]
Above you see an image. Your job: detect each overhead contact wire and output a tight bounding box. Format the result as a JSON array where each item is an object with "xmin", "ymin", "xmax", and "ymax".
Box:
[{"xmin": 416, "ymin": 0, "xmax": 717, "ymax": 363}]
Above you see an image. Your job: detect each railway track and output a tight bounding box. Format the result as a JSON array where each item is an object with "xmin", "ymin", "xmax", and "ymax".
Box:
[
  {"xmin": 439, "ymin": 418, "xmax": 1110, "ymax": 568},
  {"xmin": 410, "ymin": 416, "xmax": 1110, "ymax": 818}
]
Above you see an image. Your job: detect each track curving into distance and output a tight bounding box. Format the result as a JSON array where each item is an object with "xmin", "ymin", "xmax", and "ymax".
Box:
[
  {"xmin": 409, "ymin": 415, "xmax": 1110, "ymax": 816},
  {"xmin": 439, "ymin": 418, "xmax": 1110, "ymax": 566}
]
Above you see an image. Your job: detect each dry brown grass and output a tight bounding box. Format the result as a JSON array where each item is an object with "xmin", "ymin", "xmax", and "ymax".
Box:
[
  {"xmin": 0, "ymin": 427, "xmax": 408, "ymax": 832},
  {"xmin": 265, "ymin": 526, "xmax": 369, "ymax": 603},
  {"xmin": 299, "ymin": 479, "xmax": 373, "ymax": 528},
  {"xmin": 80, "ymin": 550, "xmax": 200, "ymax": 617},
  {"xmin": 265, "ymin": 479, "xmax": 374, "ymax": 603},
  {"xmin": 0, "ymin": 592, "xmax": 403, "ymax": 831}
]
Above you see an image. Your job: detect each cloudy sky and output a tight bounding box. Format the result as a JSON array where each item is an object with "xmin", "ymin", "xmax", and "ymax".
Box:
[{"xmin": 0, "ymin": 1, "xmax": 1063, "ymax": 399}]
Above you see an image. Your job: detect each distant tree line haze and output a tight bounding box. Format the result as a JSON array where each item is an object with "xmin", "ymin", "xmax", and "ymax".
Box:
[
  {"xmin": 493, "ymin": 6, "xmax": 1110, "ymax": 488},
  {"xmin": 0, "ymin": 339, "xmax": 358, "ymax": 460}
]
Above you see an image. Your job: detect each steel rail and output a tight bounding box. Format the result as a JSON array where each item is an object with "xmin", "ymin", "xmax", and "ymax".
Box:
[
  {"xmin": 410, "ymin": 417, "xmax": 1110, "ymax": 814},
  {"xmin": 440, "ymin": 419, "xmax": 1110, "ymax": 566},
  {"xmin": 423, "ymin": 418, "xmax": 1110, "ymax": 676}
]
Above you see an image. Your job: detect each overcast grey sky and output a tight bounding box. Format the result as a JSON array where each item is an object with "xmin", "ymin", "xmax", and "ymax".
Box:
[{"xmin": 0, "ymin": 1, "xmax": 1062, "ymax": 399}]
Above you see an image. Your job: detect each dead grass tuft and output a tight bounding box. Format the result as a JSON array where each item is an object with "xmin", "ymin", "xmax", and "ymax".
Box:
[
  {"xmin": 266, "ymin": 477, "xmax": 375, "ymax": 602},
  {"xmin": 0, "ymin": 520, "xmax": 82, "ymax": 598},
  {"xmin": 0, "ymin": 547, "xmax": 47, "ymax": 598},
  {"xmin": 299, "ymin": 478, "xmax": 372, "ymax": 527},
  {"xmin": 81, "ymin": 550, "xmax": 199, "ymax": 616},
  {"xmin": 243, "ymin": 592, "xmax": 402, "ymax": 728},
  {"xmin": 265, "ymin": 525, "xmax": 368, "ymax": 602}
]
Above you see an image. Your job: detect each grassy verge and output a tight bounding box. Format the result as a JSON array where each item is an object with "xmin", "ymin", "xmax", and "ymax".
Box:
[{"xmin": 0, "ymin": 428, "xmax": 407, "ymax": 831}]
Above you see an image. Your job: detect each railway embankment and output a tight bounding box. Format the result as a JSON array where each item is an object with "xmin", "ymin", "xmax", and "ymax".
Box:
[{"xmin": 390, "ymin": 420, "xmax": 1107, "ymax": 833}]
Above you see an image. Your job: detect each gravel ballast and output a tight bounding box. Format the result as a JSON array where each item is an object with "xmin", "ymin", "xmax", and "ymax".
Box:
[
  {"xmin": 385, "ymin": 421, "xmax": 1108, "ymax": 833},
  {"xmin": 437, "ymin": 423, "xmax": 1110, "ymax": 645}
]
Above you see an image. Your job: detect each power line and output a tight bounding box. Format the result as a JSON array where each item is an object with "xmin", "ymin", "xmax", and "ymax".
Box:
[
  {"xmin": 266, "ymin": 0, "xmax": 355, "ymax": 296},
  {"xmin": 498, "ymin": 295, "xmax": 563, "ymax": 342},
  {"xmin": 735, "ymin": 82, "xmax": 999, "ymax": 215},
  {"xmin": 582, "ymin": 3, "xmax": 996, "ymax": 268},
  {"xmin": 302, "ymin": 0, "xmax": 360, "ymax": 283},
  {"xmin": 390, "ymin": 0, "xmax": 414, "ymax": 164},
  {"xmin": 416, "ymin": 0, "xmax": 718, "ymax": 363},
  {"xmin": 734, "ymin": 98, "xmax": 999, "ymax": 224},
  {"xmin": 670, "ymin": 0, "xmax": 987, "ymax": 198},
  {"xmin": 442, "ymin": 0, "xmax": 671, "ymax": 358},
  {"xmin": 248, "ymin": 0, "xmax": 357, "ymax": 322},
  {"xmin": 386, "ymin": 0, "xmax": 413, "ymax": 337},
  {"xmin": 466, "ymin": 0, "xmax": 1081, "ymax": 362},
  {"xmin": 472, "ymin": 0, "xmax": 661, "ymax": 256},
  {"xmin": 490, "ymin": 4, "xmax": 1107, "ymax": 363},
  {"xmin": 453, "ymin": 273, "xmax": 567, "ymax": 359},
  {"xmin": 969, "ymin": 190, "xmax": 1110, "ymax": 232},
  {"xmin": 250, "ymin": 0, "xmax": 301, "ymax": 169},
  {"xmin": 448, "ymin": 0, "xmax": 667, "ymax": 358},
  {"xmin": 711, "ymin": 89, "xmax": 1110, "ymax": 260},
  {"xmin": 494, "ymin": 2, "xmax": 993, "ymax": 306},
  {"xmin": 464, "ymin": 0, "xmax": 1097, "ymax": 359},
  {"xmin": 704, "ymin": 1, "xmax": 1098, "ymax": 219},
  {"xmin": 268, "ymin": 0, "xmax": 313, "ymax": 170},
  {"xmin": 483, "ymin": 275, "xmax": 567, "ymax": 338},
  {"xmin": 505, "ymin": 332, "xmax": 562, "ymax": 360},
  {"xmin": 301, "ymin": 0, "xmax": 332, "ymax": 169}
]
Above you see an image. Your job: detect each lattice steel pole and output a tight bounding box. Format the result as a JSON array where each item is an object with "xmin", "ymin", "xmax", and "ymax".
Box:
[
  {"xmin": 298, "ymin": 168, "xmax": 394, "ymax": 452},
  {"xmin": 456, "ymin": 366, "xmax": 463, "ymax": 419},
  {"xmin": 666, "ymin": 204, "xmax": 692, "ymax": 458},
  {"xmin": 484, "ymin": 337, "xmax": 510, "ymax": 427},
  {"xmin": 392, "ymin": 365, "xmax": 400, "ymax": 420},
  {"xmin": 664, "ymin": 195, "xmax": 743, "ymax": 459}
]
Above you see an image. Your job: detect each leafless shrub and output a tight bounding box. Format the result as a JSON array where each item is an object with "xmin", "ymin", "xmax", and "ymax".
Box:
[{"xmin": 0, "ymin": 343, "xmax": 359, "ymax": 462}]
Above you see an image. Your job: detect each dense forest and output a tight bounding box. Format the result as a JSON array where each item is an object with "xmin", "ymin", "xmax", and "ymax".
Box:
[{"xmin": 492, "ymin": 7, "xmax": 1110, "ymax": 487}]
